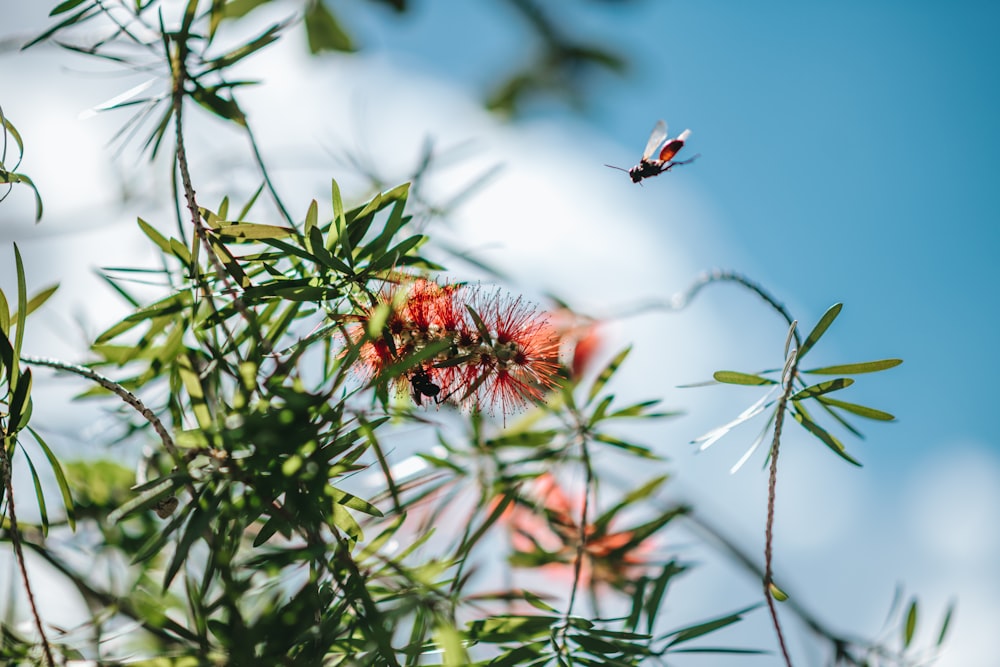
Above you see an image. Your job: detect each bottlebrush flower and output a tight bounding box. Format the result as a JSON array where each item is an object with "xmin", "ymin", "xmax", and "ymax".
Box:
[
  {"xmin": 505, "ymin": 473, "xmax": 657, "ymax": 590},
  {"xmin": 350, "ymin": 278, "xmax": 560, "ymax": 417}
]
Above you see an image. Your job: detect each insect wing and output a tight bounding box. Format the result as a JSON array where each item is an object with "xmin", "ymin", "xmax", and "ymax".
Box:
[
  {"xmin": 657, "ymin": 129, "xmax": 691, "ymax": 162},
  {"xmin": 642, "ymin": 120, "xmax": 669, "ymax": 160}
]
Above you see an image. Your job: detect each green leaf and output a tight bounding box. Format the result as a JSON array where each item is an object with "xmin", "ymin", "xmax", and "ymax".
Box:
[
  {"xmin": 790, "ymin": 377, "xmax": 854, "ymax": 401},
  {"xmin": 209, "ymin": 220, "xmax": 295, "ymax": 240},
  {"xmin": 305, "ymin": 0, "xmax": 355, "ymax": 53},
  {"xmin": 588, "ymin": 345, "xmax": 630, "ymax": 405},
  {"xmin": 163, "ymin": 498, "xmax": 215, "ymax": 589},
  {"xmin": 792, "ymin": 403, "xmax": 862, "ymax": 466},
  {"xmin": 664, "ymin": 605, "xmax": 758, "ymax": 648},
  {"xmin": 19, "ymin": 284, "xmax": 58, "ymax": 319},
  {"xmin": 903, "ymin": 599, "xmax": 918, "ymax": 648},
  {"xmin": 937, "ymin": 600, "xmax": 955, "ymax": 646},
  {"xmin": 304, "ymin": 199, "xmax": 318, "ymax": 238},
  {"xmin": 49, "ymin": 0, "xmax": 88, "ymax": 15},
  {"xmin": 24, "ymin": 4, "xmax": 98, "ymax": 49},
  {"xmin": 643, "ymin": 561, "xmax": 687, "ymax": 633},
  {"xmin": 0, "ymin": 171, "xmax": 44, "ymax": 222},
  {"xmin": 326, "ymin": 485, "xmax": 383, "ymax": 517},
  {"xmin": 592, "ymin": 433, "xmax": 659, "ymax": 459},
  {"xmin": 203, "ymin": 21, "xmax": 285, "ymax": 72},
  {"xmin": 190, "ymin": 82, "xmax": 246, "ymax": 125},
  {"xmin": 20, "ymin": 443, "xmax": 49, "ymax": 534},
  {"xmin": 802, "ymin": 358, "xmax": 903, "ymax": 375},
  {"xmin": 798, "ymin": 303, "xmax": 842, "ymax": 359},
  {"xmin": 712, "ymin": 370, "xmax": 777, "ymax": 386},
  {"xmin": 27, "ymin": 427, "xmax": 75, "ymax": 530},
  {"xmin": 0, "ymin": 287, "xmax": 9, "ymax": 333},
  {"xmin": 817, "ymin": 396, "xmax": 895, "ymax": 421},
  {"xmin": 7, "ymin": 367, "xmax": 32, "ymax": 434}
]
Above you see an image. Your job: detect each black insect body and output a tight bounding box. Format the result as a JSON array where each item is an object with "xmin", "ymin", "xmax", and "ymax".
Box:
[
  {"xmin": 410, "ymin": 367, "xmax": 442, "ymax": 406},
  {"xmin": 607, "ymin": 120, "xmax": 698, "ymax": 183}
]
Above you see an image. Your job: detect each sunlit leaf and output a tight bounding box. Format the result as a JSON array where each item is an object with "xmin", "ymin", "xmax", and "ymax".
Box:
[
  {"xmin": 305, "ymin": 0, "xmax": 355, "ymax": 53},
  {"xmin": 588, "ymin": 345, "xmax": 630, "ymax": 405},
  {"xmin": 802, "ymin": 358, "xmax": 903, "ymax": 375},
  {"xmin": 798, "ymin": 303, "xmax": 842, "ymax": 359},
  {"xmin": 790, "ymin": 377, "xmax": 853, "ymax": 401},
  {"xmin": 903, "ymin": 599, "xmax": 918, "ymax": 648},
  {"xmin": 664, "ymin": 605, "xmax": 758, "ymax": 648},
  {"xmin": 937, "ymin": 600, "xmax": 955, "ymax": 646},
  {"xmin": 818, "ymin": 395, "xmax": 895, "ymax": 421},
  {"xmin": 712, "ymin": 370, "xmax": 776, "ymax": 386},
  {"xmin": 792, "ymin": 403, "xmax": 862, "ymax": 466}
]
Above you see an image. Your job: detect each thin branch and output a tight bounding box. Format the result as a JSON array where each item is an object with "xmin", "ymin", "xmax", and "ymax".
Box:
[
  {"xmin": 20, "ymin": 356, "xmax": 179, "ymax": 462},
  {"xmin": 763, "ymin": 347, "xmax": 799, "ymax": 667},
  {"xmin": 0, "ymin": 439, "xmax": 55, "ymax": 666},
  {"xmin": 169, "ymin": 33, "xmax": 274, "ymax": 360},
  {"xmin": 611, "ymin": 268, "xmax": 803, "ymax": 349}
]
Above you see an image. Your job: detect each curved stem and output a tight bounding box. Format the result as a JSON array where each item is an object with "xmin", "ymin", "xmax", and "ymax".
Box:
[
  {"xmin": 764, "ymin": 351, "xmax": 799, "ymax": 667},
  {"xmin": 612, "ymin": 268, "xmax": 803, "ymax": 349},
  {"xmin": 20, "ymin": 356, "xmax": 178, "ymax": 462},
  {"xmin": 1, "ymin": 441, "xmax": 55, "ymax": 665}
]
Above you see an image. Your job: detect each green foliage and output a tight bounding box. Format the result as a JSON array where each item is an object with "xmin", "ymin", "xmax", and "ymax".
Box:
[
  {"xmin": 695, "ymin": 302, "xmax": 902, "ymax": 467},
  {"xmin": 0, "ymin": 2, "xmax": 945, "ymax": 666}
]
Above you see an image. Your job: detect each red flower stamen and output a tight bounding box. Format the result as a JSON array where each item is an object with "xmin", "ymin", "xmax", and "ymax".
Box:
[{"xmin": 351, "ymin": 279, "xmax": 560, "ymax": 417}]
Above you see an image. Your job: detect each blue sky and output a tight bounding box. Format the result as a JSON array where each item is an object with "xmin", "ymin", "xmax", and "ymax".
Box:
[
  {"xmin": 2, "ymin": 1, "xmax": 998, "ymax": 664},
  {"xmin": 365, "ymin": 0, "xmax": 1000, "ymax": 467}
]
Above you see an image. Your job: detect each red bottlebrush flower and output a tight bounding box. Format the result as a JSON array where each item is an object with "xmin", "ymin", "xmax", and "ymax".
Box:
[
  {"xmin": 461, "ymin": 289, "xmax": 561, "ymax": 417},
  {"xmin": 350, "ymin": 278, "xmax": 560, "ymax": 417},
  {"xmin": 505, "ymin": 473, "xmax": 657, "ymax": 590}
]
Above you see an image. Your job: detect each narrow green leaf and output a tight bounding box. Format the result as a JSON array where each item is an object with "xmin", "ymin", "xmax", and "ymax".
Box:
[
  {"xmin": 713, "ymin": 370, "xmax": 777, "ymax": 386},
  {"xmin": 190, "ymin": 82, "xmax": 246, "ymax": 125},
  {"xmin": 588, "ymin": 345, "xmax": 630, "ymax": 404},
  {"xmin": 0, "ymin": 171, "xmax": 43, "ymax": 221},
  {"xmin": 237, "ymin": 182, "xmax": 265, "ymax": 220},
  {"xmin": 937, "ymin": 600, "xmax": 955, "ymax": 646},
  {"xmin": 327, "ymin": 485, "xmax": 384, "ymax": 517},
  {"xmin": 304, "ymin": 199, "xmax": 319, "ymax": 238},
  {"xmin": 7, "ymin": 367, "xmax": 32, "ymax": 434},
  {"xmin": 22, "ymin": 284, "xmax": 58, "ymax": 318},
  {"xmin": 24, "ymin": 4, "xmax": 98, "ymax": 49},
  {"xmin": 792, "ymin": 403, "xmax": 862, "ymax": 466},
  {"xmin": 587, "ymin": 394, "xmax": 614, "ymax": 427},
  {"xmin": 163, "ymin": 501, "xmax": 214, "ymax": 589},
  {"xmin": 204, "ymin": 22, "xmax": 284, "ymax": 72},
  {"xmin": 769, "ymin": 582, "xmax": 788, "ymax": 601},
  {"xmin": 798, "ymin": 303, "xmax": 843, "ymax": 359},
  {"xmin": 802, "ymin": 358, "xmax": 903, "ymax": 375},
  {"xmin": 20, "ymin": 444, "xmax": 49, "ymax": 535},
  {"xmin": 457, "ymin": 492, "xmax": 513, "ymax": 558},
  {"xmin": 177, "ymin": 353, "xmax": 213, "ymax": 430},
  {"xmin": 330, "ymin": 178, "xmax": 347, "ymax": 249},
  {"xmin": 818, "ymin": 396, "xmax": 895, "ymax": 421},
  {"xmin": 14, "ymin": 243, "xmax": 27, "ymax": 367},
  {"xmin": 790, "ymin": 377, "xmax": 854, "ymax": 401},
  {"xmin": 903, "ymin": 599, "xmax": 918, "ymax": 648},
  {"xmin": 209, "ymin": 220, "xmax": 295, "ymax": 240},
  {"xmin": 592, "ymin": 433, "xmax": 659, "ymax": 459},
  {"xmin": 0, "ymin": 287, "xmax": 9, "ymax": 333},
  {"xmin": 24, "ymin": 428, "xmax": 74, "ymax": 530},
  {"xmin": 49, "ymin": 0, "xmax": 88, "ymax": 16},
  {"xmin": 664, "ymin": 605, "xmax": 758, "ymax": 647}
]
